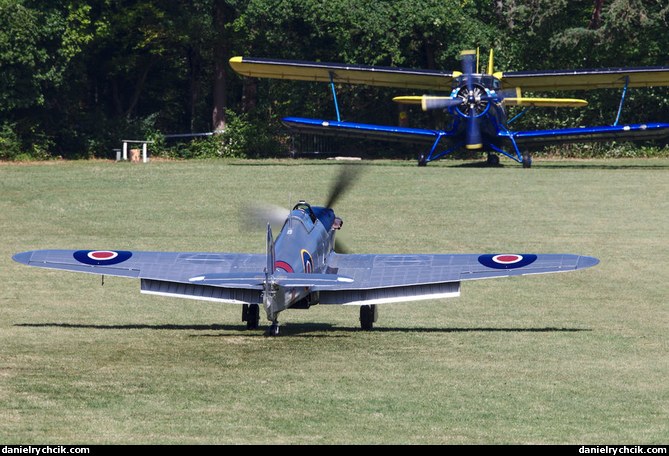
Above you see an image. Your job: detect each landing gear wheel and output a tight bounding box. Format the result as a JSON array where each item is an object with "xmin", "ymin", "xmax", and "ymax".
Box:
[
  {"xmin": 360, "ymin": 304, "xmax": 377, "ymax": 331},
  {"xmin": 418, "ymin": 154, "xmax": 428, "ymax": 167},
  {"xmin": 522, "ymin": 153, "xmax": 532, "ymax": 168},
  {"xmin": 243, "ymin": 304, "xmax": 260, "ymax": 330},
  {"xmin": 265, "ymin": 323, "xmax": 280, "ymax": 337},
  {"xmin": 486, "ymin": 153, "xmax": 500, "ymax": 167}
]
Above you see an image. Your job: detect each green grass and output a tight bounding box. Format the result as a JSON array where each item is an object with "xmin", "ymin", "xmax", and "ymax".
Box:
[{"xmin": 1, "ymin": 157, "xmax": 667, "ymax": 444}]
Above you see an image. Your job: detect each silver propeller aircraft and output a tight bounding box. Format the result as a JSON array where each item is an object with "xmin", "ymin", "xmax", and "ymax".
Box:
[{"xmin": 13, "ymin": 167, "xmax": 598, "ymax": 336}]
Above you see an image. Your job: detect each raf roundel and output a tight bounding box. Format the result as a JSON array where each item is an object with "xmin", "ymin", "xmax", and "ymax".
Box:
[
  {"xmin": 74, "ymin": 250, "xmax": 133, "ymax": 266},
  {"xmin": 478, "ymin": 253, "xmax": 537, "ymax": 270}
]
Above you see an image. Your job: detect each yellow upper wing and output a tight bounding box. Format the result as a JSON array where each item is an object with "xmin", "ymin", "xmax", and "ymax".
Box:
[
  {"xmin": 500, "ymin": 67, "xmax": 669, "ymax": 90},
  {"xmin": 229, "ymin": 57, "xmax": 457, "ymax": 91},
  {"xmin": 230, "ymin": 56, "xmax": 669, "ymax": 92}
]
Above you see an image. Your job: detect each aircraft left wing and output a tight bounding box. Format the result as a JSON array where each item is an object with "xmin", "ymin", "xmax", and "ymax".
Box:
[
  {"xmin": 316, "ymin": 253, "xmax": 599, "ymax": 305},
  {"xmin": 505, "ymin": 122, "xmax": 669, "ymax": 146},
  {"xmin": 501, "ymin": 66, "xmax": 669, "ymax": 91},
  {"xmin": 229, "ymin": 57, "xmax": 456, "ymax": 90}
]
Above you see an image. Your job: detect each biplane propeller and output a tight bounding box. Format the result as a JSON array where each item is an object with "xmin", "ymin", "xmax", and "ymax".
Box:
[{"xmin": 229, "ymin": 49, "xmax": 669, "ymax": 167}]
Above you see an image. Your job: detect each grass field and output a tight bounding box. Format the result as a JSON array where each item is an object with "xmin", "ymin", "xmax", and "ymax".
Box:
[{"xmin": 1, "ymin": 158, "xmax": 667, "ymax": 444}]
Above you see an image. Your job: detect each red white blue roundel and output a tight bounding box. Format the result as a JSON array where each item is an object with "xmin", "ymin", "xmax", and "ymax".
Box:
[
  {"xmin": 478, "ymin": 254, "xmax": 537, "ymax": 269},
  {"xmin": 74, "ymin": 250, "xmax": 133, "ymax": 265}
]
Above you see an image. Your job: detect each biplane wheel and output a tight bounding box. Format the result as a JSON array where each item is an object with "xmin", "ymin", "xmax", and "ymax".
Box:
[
  {"xmin": 417, "ymin": 154, "xmax": 428, "ymax": 166},
  {"xmin": 360, "ymin": 304, "xmax": 376, "ymax": 330},
  {"xmin": 486, "ymin": 153, "xmax": 500, "ymax": 167},
  {"xmin": 522, "ymin": 153, "xmax": 532, "ymax": 168},
  {"xmin": 245, "ymin": 304, "xmax": 260, "ymax": 330},
  {"xmin": 265, "ymin": 323, "xmax": 280, "ymax": 337}
]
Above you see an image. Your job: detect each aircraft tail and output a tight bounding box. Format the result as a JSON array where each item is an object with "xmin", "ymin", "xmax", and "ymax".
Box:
[{"xmin": 266, "ymin": 223, "xmax": 275, "ymax": 275}]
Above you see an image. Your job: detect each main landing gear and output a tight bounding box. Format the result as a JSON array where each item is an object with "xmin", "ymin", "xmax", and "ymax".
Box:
[
  {"xmin": 486, "ymin": 152, "xmax": 532, "ymax": 168},
  {"xmin": 360, "ymin": 304, "xmax": 378, "ymax": 331},
  {"xmin": 242, "ymin": 304, "xmax": 260, "ymax": 330}
]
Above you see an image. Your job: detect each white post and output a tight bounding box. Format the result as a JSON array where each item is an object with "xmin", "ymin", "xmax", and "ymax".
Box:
[
  {"xmin": 122, "ymin": 141, "xmax": 128, "ymax": 161},
  {"xmin": 142, "ymin": 142, "xmax": 148, "ymax": 163}
]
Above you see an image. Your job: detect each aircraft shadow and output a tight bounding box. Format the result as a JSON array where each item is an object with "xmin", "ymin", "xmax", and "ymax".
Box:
[{"xmin": 15, "ymin": 322, "xmax": 590, "ymax": 337}]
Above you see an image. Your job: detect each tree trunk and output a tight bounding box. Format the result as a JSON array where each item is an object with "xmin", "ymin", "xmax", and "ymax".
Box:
[
  {"xmin": 212, "ymin": 0, "xmax": 234, "ymax": 132},
  {"xmin": 589, "ymin": 0, "xmax": 605, "ymax": 29}
]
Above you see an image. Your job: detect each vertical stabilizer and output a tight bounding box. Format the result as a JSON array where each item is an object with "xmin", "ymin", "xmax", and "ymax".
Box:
[{"xmin": 266, "ymin": 223, "xmax": 275, "ymax": 275}]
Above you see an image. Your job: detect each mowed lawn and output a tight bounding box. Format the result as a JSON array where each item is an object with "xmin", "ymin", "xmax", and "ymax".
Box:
[{"xmin": 0, "ymin": 158, "xmax": 667, "ymax": 444}]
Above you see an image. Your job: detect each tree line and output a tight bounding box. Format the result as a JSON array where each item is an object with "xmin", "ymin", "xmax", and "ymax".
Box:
[{"xmin": 1, "ymin": 0, "xmax": 668, "ymax": 160}]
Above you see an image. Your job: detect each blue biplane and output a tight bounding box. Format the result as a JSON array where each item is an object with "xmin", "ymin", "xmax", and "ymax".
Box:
[{"xmin": 229, "ymin": 50, "xmax": 669, "ymax": 167}]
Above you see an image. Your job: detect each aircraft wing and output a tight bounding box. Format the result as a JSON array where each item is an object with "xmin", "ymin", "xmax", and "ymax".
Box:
[
  {"xmin": 12, "ymin": 249, "xmax": 267, "ymax": 305},
  {"xmin": 505, "ymin": 122, "xmax": 669, "ymax": 146},
  {"xmin": 282, "ymin": 117, "xmax": 448, "ymax": 145},
  {"xmin": 229, "ymin": 57, "xmax": 456, "ymax": 90},
  {"xmin": 500, "ymin": 66, "xmax": 669, "ymax": 91},
  {"xmin": 13, "ymin": 250, "xmax": 598, "ymax": 307},
  {"xmin": 317, "ymin": 253, "xmax": 599, "ymax": 306}
]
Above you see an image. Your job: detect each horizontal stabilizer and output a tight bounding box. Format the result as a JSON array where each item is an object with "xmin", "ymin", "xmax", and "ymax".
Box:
[{"xmin": 189, "ymin": 272, "xmax": 354, "ymax": 288}]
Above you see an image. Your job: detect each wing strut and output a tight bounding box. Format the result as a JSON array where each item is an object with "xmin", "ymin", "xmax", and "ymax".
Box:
[
  {"xmin": 329, "ymin": 71, "xmax": 342, "ymax": 122},
  {"xmin": 614, "ymin": 76, "xmax": 630, "ymax": 126}
]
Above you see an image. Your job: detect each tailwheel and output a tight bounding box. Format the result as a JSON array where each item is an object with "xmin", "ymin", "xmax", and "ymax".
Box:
[
  {"xmin": 265, "ymin": 322, "xmax": 280, "ymax": 337},
  {"xmin": 360, "ymin": 304, "xmax": 377, "ymax": 331},
  {"xmin": 242, "ymin": 303, "xmax": 260, "ymax": 330}
]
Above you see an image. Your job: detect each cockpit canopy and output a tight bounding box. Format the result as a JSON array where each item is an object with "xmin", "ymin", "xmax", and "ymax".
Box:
[{"xmin": 292, "ymin": 201, "xmax": 338, "ymax": 231}]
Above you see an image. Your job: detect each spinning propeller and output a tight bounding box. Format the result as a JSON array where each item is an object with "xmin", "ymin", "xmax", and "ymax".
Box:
[
  {"xmin": 394, "ymin": 49, "xmax": 588, "ymax": 150},
  {"xmin": 242, "ymin": 165, "xmax": 363, "ymax": 253}
]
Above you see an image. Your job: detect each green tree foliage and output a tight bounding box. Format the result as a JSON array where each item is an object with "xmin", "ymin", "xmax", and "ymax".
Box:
[{"xmin": 0, "ymin": 0, "xmax": 667, "ymax": 160}]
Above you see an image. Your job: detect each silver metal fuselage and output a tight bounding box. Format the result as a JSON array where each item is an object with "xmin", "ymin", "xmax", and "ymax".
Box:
[{"xmin": 263, "ymin": 206, "xmax": 336, "ymax": 321}]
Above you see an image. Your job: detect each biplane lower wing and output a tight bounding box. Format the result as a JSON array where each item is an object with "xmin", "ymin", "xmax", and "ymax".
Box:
[
  {"xmin": 282, "ymin": 116, "xmax": 447, "ymax": 145},
  {"xmin": 509, "ymin": 122, "xmax": 669, "ymax": 146}
]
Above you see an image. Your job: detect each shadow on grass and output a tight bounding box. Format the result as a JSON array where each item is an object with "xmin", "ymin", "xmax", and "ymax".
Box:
[{"xmin": 15, "ymin": 322, "xmax": 591, "ymax": 337}]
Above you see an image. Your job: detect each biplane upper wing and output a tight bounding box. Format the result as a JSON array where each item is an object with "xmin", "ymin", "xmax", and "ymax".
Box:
[
  {"xmin": 229, "ymin": 57, "xmax": 457, "ymax": 90},
  {"xmin": 500, "ymin": 66, "xmax": 669, "ymax": 91}
]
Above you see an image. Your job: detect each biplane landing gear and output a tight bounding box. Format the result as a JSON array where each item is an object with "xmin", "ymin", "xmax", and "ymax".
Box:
[
  {"xmin": 242, "ymin": 304, "xmax": 260, "ymax": 330},
  {"xmin": 486, "ymin": 153, "xmax": 500, "ymax": 167},
  {"xmin": 360, "ymin": 304, "xmax": 377, "ymax": 331},
  {"xmin": 522, "ymin": 152, "xmax": 532, "ymax": 168},
  {"xmin": 417, "ymin": 154, "xmax": 428, "ymax": 167}
]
